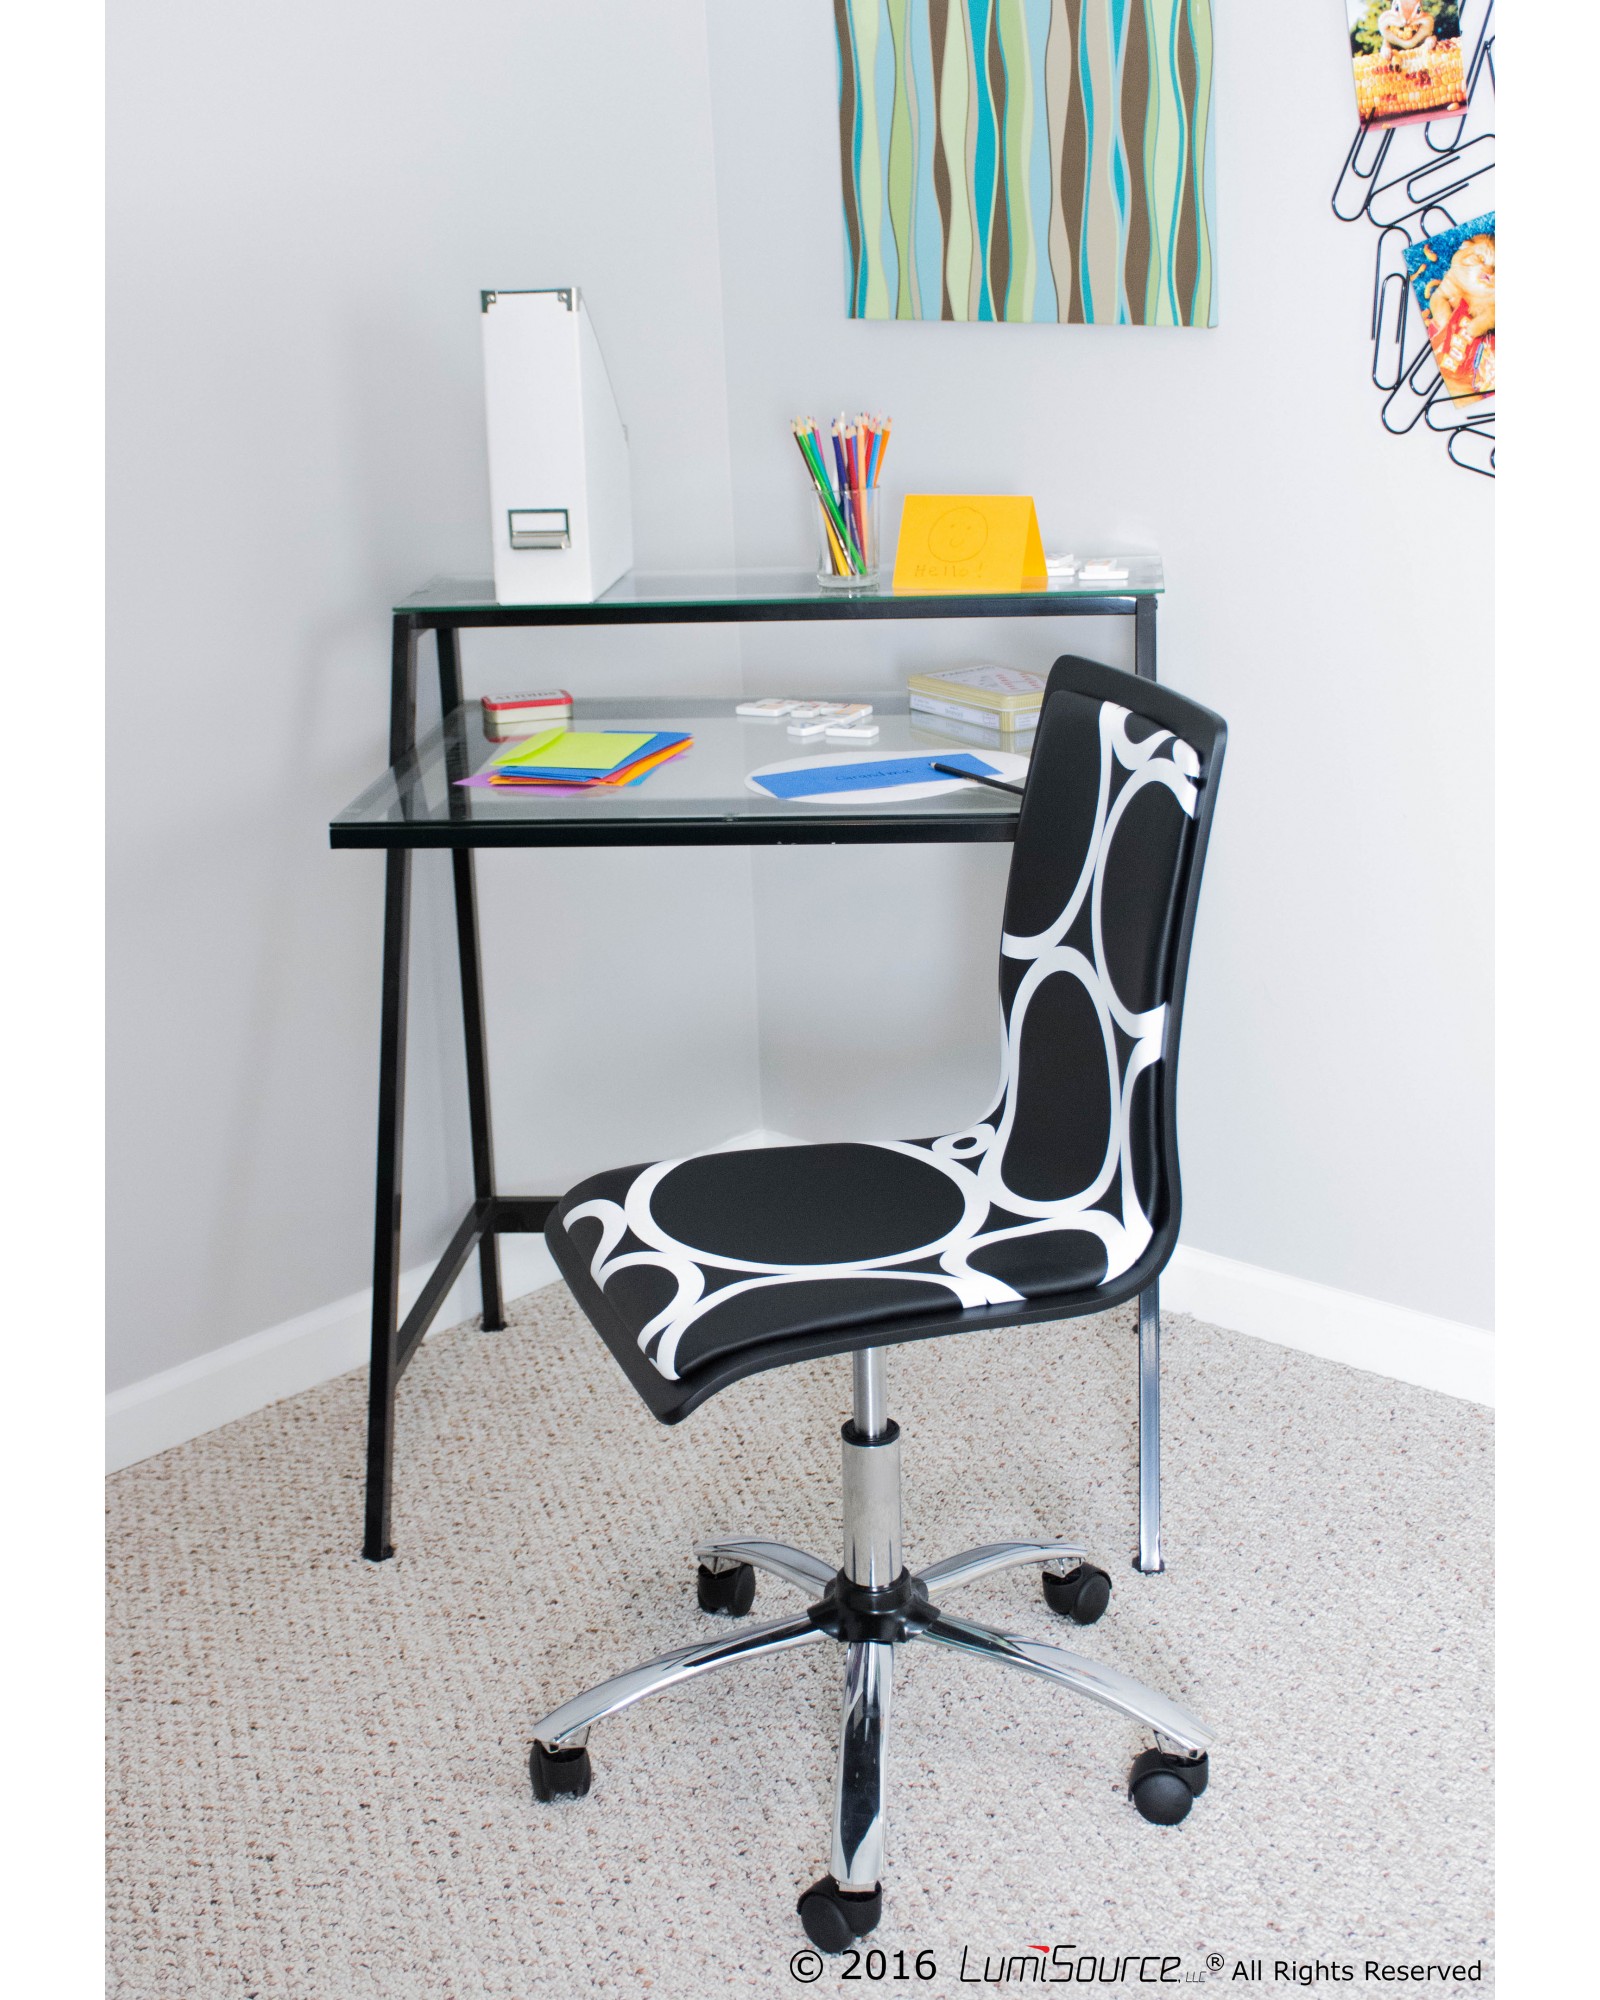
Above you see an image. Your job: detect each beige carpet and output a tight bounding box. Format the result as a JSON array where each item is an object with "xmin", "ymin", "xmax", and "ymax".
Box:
[{"xmin": 107, "ymin": 1286, "xmax": 1493, "ymax": 1998}]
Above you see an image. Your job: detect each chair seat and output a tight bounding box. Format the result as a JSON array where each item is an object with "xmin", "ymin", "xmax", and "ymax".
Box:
[{"xmin": 546, "ymin": 1135, "xmax": 1161, "ymax": 1424}]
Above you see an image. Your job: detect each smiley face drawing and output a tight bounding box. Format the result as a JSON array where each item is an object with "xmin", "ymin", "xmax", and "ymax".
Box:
[{"xmin": 927, "ymin": 505, "xmax": 990, "ymax": 565}]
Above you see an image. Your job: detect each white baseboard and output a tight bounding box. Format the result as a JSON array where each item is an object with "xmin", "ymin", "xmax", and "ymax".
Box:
[
  {"xmin": 1162, "ymin": 1244, "xmax": 1494, "ymax": 1407},
  {"xmin": 737, "ymin": 1130, "xmax": 1494, "ymax": 1405},
  {"xmin": 106, "ymin": 1150, "xmax": 1492, "ymax": 1473},
  {"xmin": 103, "ymin": 1134, "xmax": 792, "ymax": 1474},
  {"xmin": 104, "ymin": 1233, "xmax": 561, "ymax": 1474}
]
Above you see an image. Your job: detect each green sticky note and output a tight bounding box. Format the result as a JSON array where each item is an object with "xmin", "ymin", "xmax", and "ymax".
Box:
[
  {"xmin": 495, "ymin": 729, "xmax": 654, "ymax": 773},
  {"xmin": 489, "ymin": 725, "xmax": 566, "ymax": 764}
]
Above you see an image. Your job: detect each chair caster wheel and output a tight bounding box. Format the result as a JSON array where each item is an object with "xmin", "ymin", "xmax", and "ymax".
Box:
[
  {"xmin": 797, "ymin": 1875, "xmax": 883, "ymax": 1953},
  {"xmin": 1042, "ymin": 1562, "xmax": 1112, "ymax": 1625},
  {"xmin": 696, "ymin": 1560, "xmax": 757, "ymax": 1616},
  {"xmin": 1128, "ymin": 1747, "xmax": 1208, "ymax": 1825},
  {"xmin": 529, "ymin": 1740, "xmax": 592, "ymax": 1802}
]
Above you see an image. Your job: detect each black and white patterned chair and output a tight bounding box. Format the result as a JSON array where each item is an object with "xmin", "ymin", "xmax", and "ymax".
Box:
[{"xmin": 533, "ymin": 653, "xmax": 1227, "ymax": 1951}]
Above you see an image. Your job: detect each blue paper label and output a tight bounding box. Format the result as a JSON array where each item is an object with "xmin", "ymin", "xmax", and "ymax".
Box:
[{"xmin": 754, "ymin": 753, "xmax": 997, "ymax": 799}]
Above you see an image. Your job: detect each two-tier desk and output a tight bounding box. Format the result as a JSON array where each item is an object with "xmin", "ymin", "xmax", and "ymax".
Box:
[{"xmin": 330, "ymin": 565, "xmax": 1172, "ymax": 1573}]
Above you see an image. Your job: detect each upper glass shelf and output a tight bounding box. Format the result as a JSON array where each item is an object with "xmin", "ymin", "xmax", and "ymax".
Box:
[{"xmin": 394, "ymin": 560, "xmax": 1163, "ymax": 621}]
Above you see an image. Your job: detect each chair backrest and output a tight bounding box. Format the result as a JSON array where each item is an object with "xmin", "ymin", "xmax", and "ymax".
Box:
[{"xmin": 968, "ymin": 655, "xmax": 1226, "ymax": 1295}]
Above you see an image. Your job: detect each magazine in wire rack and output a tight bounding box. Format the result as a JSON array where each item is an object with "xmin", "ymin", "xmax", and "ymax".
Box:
[
  {"xmin": 1404, "ymin": 213, "xmax": 1494, "ymax": 411},
  {"xmin": 1332, "ymin": 0, "xmax": 1495, "ymax": 475},
  {"xmin": 1347, "ymin": 0, "xmax": 1471, "ymax": 130}
]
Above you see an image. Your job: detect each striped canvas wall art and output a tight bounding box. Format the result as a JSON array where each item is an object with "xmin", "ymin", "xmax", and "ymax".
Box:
[{"xmin": 832, "ymin": 0, "xmax": 1217, "ymax": 326}]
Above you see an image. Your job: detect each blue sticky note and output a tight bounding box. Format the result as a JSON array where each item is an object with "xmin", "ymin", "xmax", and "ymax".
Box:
[{"xmin": 754, "ymin": 752, "xmax": 998, "ymax": 800}]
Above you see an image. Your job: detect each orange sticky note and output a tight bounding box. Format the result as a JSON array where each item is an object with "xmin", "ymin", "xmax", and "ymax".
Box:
[{"xmin": 892, "ymin": 495, "xmax": 1048, "ymax": 593}]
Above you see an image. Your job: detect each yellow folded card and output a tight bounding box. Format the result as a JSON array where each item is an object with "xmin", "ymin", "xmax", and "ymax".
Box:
[{"xmin": 892, "ymin": 495, "xmax": 1048, "ymax": 594}]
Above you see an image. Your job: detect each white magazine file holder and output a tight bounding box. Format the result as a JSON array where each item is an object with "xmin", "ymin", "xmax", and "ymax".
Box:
[{"xmin": 481, "ymin": 287, "xmax": 634, "ymax": 605}]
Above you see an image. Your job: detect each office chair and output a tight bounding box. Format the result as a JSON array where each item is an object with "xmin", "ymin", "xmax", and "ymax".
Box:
[{"xmin": 531, "ymin": 654, "xmax": 1227, "ymax": 1951}]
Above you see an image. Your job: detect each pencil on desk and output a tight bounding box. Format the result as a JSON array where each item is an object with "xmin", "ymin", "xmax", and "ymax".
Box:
[{"xmin": 931, "ymin": 761, "xmax": 1026, "ymax": 797}]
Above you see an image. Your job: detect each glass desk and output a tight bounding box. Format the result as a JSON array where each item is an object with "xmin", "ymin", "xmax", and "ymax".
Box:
[
  {"xmin": 331, "ymin": 695, "xmax": 1026, "ymax": 850},
  {"xmin": 337, "ymin": 569, "xmax": 1170, "ymax": 1570}
]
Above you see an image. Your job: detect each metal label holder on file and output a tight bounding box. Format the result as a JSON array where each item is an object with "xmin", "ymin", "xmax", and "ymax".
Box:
[{"xmin": 508, "ymin": 509, "xmax": 571, "ymax": 551}]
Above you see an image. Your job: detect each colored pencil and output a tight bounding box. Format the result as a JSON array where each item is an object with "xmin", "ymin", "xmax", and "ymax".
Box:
[
  {"xmin": 802, "ymin": 423, "xmax": 861, "ymax": 571},
  {"xmin": 844, "ymin": 418, "xmax": 868, "ymax": 564},
  {"xmin": 834, "ymin": 422, "xmax": 851, "ymax": 557},
  {"xmin": 845, "ymin": 420, "xmax": 867, "ymax": 558},
  {"xmin": 821, "ymin": 422, "xmax": 866, "ymax": 573},
  {"xmin": 789, "ymin": 410, "xmax": 891, "ymax": 576},
  {"xmin": 848, "ymin": 425, "xmax": 868, "ymax": 563},
  {"xmin": 792, "ymin": 422, "xmax": 861, "ymax": 573}
]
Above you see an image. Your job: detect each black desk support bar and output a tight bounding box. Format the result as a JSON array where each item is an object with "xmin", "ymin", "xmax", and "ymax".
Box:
[
  {"xmin": 396, "ymin": 1198, "xmax": 560, "ymax": 1384},
  {"xmin": 351, "ymin": 576, "xmax": 1161, "ymax": 1567},
  {"xmin": 365, "ymin": 1192, "xmax": 558, "ymax": 1559}
]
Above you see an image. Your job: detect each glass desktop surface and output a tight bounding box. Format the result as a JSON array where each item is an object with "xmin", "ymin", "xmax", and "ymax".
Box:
[
  {"xmin": 332, "ymin": 695, "xmax": 1027, "ymax": 837},
  {"xmin": 395, "ymin": 558, "xmax": 1163, "ymax": 615}
]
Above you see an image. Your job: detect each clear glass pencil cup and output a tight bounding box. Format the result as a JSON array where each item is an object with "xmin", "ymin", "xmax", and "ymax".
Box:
[{"xmin": 816, "ymin": 485, "xmax": 881, "ymax": 589}]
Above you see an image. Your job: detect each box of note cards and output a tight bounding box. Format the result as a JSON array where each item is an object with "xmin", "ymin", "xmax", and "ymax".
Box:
[{"xmin": 906, "ymin": 664, "xmax": 1046, "ymax": 735}]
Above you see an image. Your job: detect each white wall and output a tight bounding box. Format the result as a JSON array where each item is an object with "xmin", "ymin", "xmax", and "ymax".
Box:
[
  {"xmin": 107, "ymin": 0, "xmax": 1492, "ymax": 1406},
  {"xmin": 106, "ymin": 1, "xmax": 761, "ymax": 1392},
  {"xmin": 703, "ymin": 0, "xmax": 1493, "ymax": 1328}
]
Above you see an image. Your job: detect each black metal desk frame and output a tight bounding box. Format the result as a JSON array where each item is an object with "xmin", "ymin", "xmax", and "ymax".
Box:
[{"xmin": 344, "ymin": 582, "xmax": 1163, "ymax": 1571}]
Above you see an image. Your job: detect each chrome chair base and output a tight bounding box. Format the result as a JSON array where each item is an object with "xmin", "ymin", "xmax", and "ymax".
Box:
[{"xmin": 527, "ymin": 1356, "xmax": 1212, "ymax": 1949}]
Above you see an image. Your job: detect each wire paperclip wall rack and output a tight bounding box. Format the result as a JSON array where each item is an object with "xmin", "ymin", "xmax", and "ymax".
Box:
[{"xmin": 1331, "ymin": 0, "xmax": 1495, "ymax": 478}]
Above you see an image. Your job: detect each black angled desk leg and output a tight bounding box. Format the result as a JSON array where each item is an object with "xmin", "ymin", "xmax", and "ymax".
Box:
[
  {"xmin": 1133, "ymin": 595, "xmax": 1157, "ymax": 684},
  {"xmin": 390, "ymin": 611, "xmax": 421, "ymax": 765},
  {"xmin": 365, "ymin": 846, "xmax": 412, "ymax": 1562},
  {"xmin": 1132, "ymin": 594, "xmax": 1164, "ymax": 1574},
  {"xmin": 436, "ymin": 625, "xmax": 504, "ymax": 1331},
  {"xmin": 364, "ymin": 613, "xmax": 422, "ymax": 1562}
]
